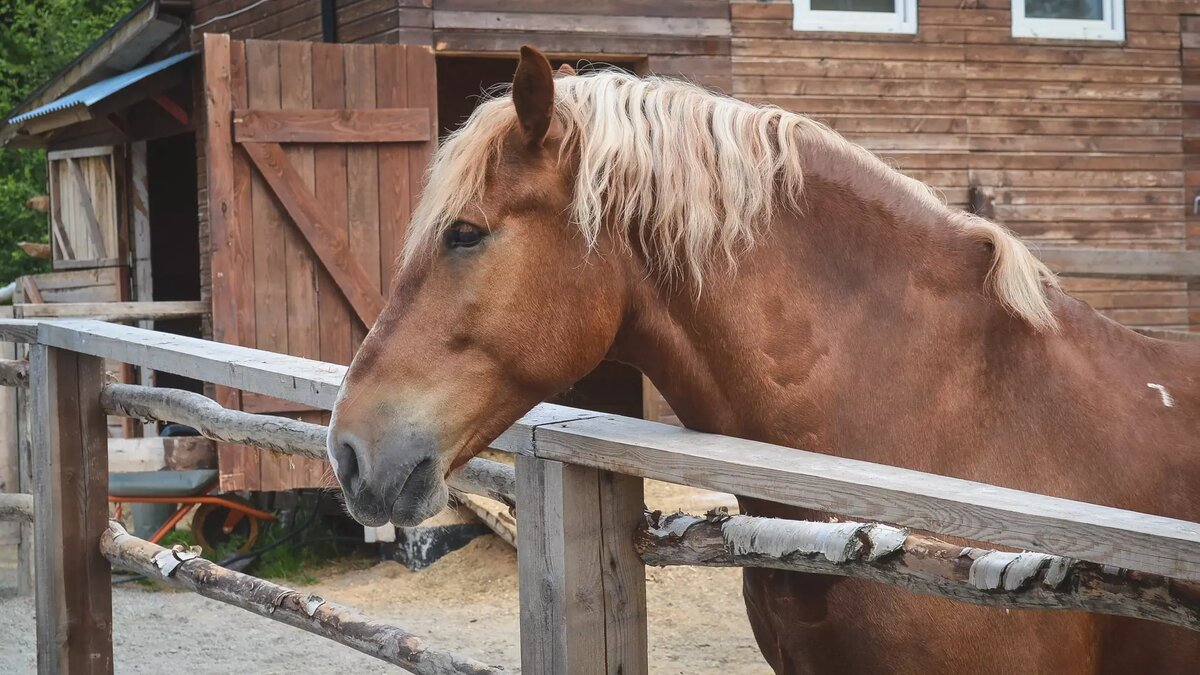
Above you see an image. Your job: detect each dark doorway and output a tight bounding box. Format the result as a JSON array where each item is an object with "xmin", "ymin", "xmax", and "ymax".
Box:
[
  {"xmin": 146, "ymin": 132, "xmax": 201, "ymax": 394},
  {"xmin": 435, "ymin": 55, "xmax": 646, "ymax": 418}
]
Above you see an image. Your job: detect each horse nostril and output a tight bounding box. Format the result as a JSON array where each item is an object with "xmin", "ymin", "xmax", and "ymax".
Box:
[{"xmin": 331, "ymin": 438, "xmax": 363, "ymax": 492}]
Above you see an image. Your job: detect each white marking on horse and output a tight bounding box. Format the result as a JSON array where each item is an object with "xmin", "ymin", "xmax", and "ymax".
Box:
[{"xmin": 1146, "ymin": 383, "xmax": 1175, "ymax": 408}]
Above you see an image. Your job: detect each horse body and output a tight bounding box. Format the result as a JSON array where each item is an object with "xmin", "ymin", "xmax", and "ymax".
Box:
[
  {"xmin": 611, "ymin": 170, "xmax": 1200, "ymax": 674},
  {"xmin": 327, "ymin": 47, "xmax": 1200, "ymax": 673}
]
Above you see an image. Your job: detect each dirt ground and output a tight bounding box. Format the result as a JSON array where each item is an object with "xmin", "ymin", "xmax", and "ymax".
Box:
[{"xmin": 0, "ymin": 483, "xmax": 771, "ymax": 674}]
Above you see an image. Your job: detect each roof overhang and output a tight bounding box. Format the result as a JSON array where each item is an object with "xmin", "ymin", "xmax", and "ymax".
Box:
[
  {"xmin": 0, "ymin": 0, "xmax": 189, "ymax": 148},
  {"xmin": 7, "ymin": 51, "xmax": 194, "ymax": 141}
]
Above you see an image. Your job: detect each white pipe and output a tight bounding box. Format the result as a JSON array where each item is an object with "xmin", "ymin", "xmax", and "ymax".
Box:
[{"xmin": 0, "ymin": 282, "xmax": 15, "ymax": 305}]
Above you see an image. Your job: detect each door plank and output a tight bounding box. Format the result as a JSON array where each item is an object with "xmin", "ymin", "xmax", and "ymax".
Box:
[
  {"xmin": 376, "ymin": 45, "xmax": 412, "ymax": 290},
  {"xmin": 232, "ymin": 108, "xmax": 431, "ymax": 143},
  {"xmin": 277, "ymin": 39, "xmax": 327, "ymax": 490},
  {"xmin": 344, "ymin": 44, "xmax": 381, "ymax": 350},
  {"xmin": 66, "ymin": 158, "xmax": 108, "ymax": 258},
  {"xmin": 312, "ymin": 42, "xmax": 355, "ymax": 367},
  {"xmin": 205, "ymin": 35, "xmax": 259, "ymax": 492},
  {"xmin": 241, "ymin": 141, "xmax": 385, "ymax": 326}
]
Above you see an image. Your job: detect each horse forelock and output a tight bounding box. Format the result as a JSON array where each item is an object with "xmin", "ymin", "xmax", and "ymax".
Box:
[{"xmin": 401, "ymin": 69, "xmax": 1058, "ymax": 330}]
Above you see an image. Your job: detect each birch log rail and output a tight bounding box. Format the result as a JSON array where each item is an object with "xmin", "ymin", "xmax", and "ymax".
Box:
[
  {"xmin": 98, "ymin": 383, "xmax": 516, "ymax": 506},
  {"xmin": 100, "ymin": 521, "xmax": 503, "ymax": 675},
  {"xmin": 636, "ymin": 511, "xmax": 1200, "ymax": 632}
]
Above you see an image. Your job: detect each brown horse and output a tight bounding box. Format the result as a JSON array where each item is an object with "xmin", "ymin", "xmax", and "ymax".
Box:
[{"xmin": 327, "ymin": 46, "xmax": 1200, "ymax": 673}]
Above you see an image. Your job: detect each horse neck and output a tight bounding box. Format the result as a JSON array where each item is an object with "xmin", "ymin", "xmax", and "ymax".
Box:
[{"xmin": 610, "ymin": 168, "xmax": 1192, "ymax": 502}]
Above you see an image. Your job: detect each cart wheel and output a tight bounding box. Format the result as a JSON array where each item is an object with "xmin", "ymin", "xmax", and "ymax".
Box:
[{"xmin": 192, "ymin": 497, "xmax": 261, "ymax": 556}]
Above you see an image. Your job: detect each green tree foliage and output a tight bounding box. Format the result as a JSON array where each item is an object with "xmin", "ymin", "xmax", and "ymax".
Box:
[{"xmin": 0, "ymin": 0, "xmax": 140, "ymax": 283}]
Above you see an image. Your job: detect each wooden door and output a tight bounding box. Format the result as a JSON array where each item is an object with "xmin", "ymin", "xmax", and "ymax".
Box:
[
  {"xmin": 203, "ymin": 35, "xmax": 436, "ymax": 491},
  {"xmin": 47, "ymin": 147, "xmax": 125, "ymax": 270}
]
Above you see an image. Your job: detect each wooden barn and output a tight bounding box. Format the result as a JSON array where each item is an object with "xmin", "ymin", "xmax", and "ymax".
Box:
[{"xmin": 2, "ymin": 0, "xmax": 1198, "ymax": 496}]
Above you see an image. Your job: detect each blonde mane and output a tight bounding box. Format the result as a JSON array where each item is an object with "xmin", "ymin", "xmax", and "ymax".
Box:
[{"xmin": 404, "ymin": 70, "xmax": 1058, "ymax": 330}]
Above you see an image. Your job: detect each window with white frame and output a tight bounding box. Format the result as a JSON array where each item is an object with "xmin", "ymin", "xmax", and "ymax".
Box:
[
  {"xmin": 792, "ymin": 0, "xmax": 918, "ymax": 35},
  {"xmin": 1012, "ymin": 0, "xmax": 1125, "ymax": 41}
]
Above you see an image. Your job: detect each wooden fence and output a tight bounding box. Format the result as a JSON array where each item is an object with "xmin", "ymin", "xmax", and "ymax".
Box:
[{"xmin": 1, "ymin": 318, "xmax": 1198, "ymax": 674}]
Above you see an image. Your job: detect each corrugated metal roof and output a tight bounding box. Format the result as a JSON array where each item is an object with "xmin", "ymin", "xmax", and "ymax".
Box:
[{"xmin": 7, "ymin": 51, "xmax": 193, "ymax": 126}]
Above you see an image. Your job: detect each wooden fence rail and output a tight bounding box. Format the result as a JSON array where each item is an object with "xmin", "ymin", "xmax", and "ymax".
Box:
[
  {"xmin": 3, "ymin": 319, "xmax": 1197, "ymax": 581},
  {"xmin": 83, "ymin": 381, "xmax": 1200, "ymax": 631},
  {"xmin": 3, "ymin": 318, "xmax": 1200, "ymax": 674}
]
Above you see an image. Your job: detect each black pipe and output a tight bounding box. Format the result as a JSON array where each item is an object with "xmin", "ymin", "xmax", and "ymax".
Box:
[{"xmin": 321, "ymin": 0, "xmax": 337, "ymax": 43}]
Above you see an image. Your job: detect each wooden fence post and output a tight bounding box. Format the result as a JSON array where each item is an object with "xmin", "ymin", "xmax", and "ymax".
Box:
[
  {"xmin": 516, "ymin": 454, "xmax": 647, "ymax": 675},
  {"xmin": 30, "ymin": 345, "xmax": 113, "ymax": 674}
]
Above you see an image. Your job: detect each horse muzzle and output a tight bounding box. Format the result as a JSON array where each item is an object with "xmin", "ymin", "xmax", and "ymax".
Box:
[{"xmin": 327, "ymin": 426, "xmax": 449, "ymax": 527}]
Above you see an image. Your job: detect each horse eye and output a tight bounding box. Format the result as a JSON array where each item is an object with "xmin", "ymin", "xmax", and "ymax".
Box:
[{"xmin": 445, "ymin": 221, "xmax": 486, "ymax": 249}]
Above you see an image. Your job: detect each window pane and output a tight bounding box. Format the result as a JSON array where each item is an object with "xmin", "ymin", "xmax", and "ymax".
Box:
[
  {"xmin": 1025, "ymin": 0, "xmax": 1103, "ymax": 20},
  {"xmin": 811, "ymin": 0, "xmax": 896, "ymax": 12}
]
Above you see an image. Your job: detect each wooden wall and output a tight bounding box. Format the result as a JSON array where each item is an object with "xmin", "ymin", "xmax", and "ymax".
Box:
[
  {"xmin": 734, "ymin": 0, "xmax": 1199, "ymax": 330},
  {"xmin": 191, "ymin": 1, "xmax": 731, "ymax": 87}
]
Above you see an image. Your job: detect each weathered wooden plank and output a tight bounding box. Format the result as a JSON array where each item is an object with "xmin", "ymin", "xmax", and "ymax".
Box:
[
  {"xmin": 9, "ymin": 319, "xmax": 1200, "ymax": 582},
  {"xmin": 65, "ymin": 157, "xmax": 109, "ymax": 259},
  {"xmin": 8, "ymin": 320, "xmax": 346, "ymax": 408},
  {"xmin": 20, "ymin": 277, "xmax": 44, "ymax": 305},
  {"xmin": 246, "ymin": 39, "xmax": 289, "ymax": 361},
  {"xmin": 597, "ymin": 471, "xmax": 648, "ymax": 672},
  {"xmin": 129, "ymin": 139, "xmax": 154, "ymax": 388},
  {"xmin": 376, "ymin": 45, "xmax": 412, "ymax": 286},
  {"xmin": 233, "ymin": 108, "xmax": 431, "ymax": 143},
  {"xmin": 515, "ymin": 455, "xmax": 647, "ymax": 675},
  {"xmin": 1135, "ymin": 327, "xmax": 1200, "ymax": 343},
  {"xmin": 241, "ymin": 141, "xmax": 386, "ymax": 326},
  {"xmin": 433, "ymin": 10, "xmax": 729, "ymax": 37},
  {"xmin": 30, "ymin": 345, "xmax": 112, "ymax": 674},
  {"xmin": 1035, "ymin": 247, "xmax": 1200, "ymax": 282},
  {"xmin": 277, "ymin": 39, "xmax": 327, "ymax": 489},
  {"xmin": 312, "ymin": 42, "xmax": 355, "ymax": 366},
  {"xmin": 525, "ymin": 414, "xmax": 1200, "ymax": 581},
  {"xmin": 100, "ymin": 521, "xmax": 503, "ymax": 674},
  {"xmin": 14, "ymin": 301, "xmax": 208, "ymax": 321},
  {"xmin": 344, "ymin": 43, "xmax": 381, "ymax": 352},
  {"xmin": 0, "ymin": 311, "xmax": 20, "ymax": 549}
]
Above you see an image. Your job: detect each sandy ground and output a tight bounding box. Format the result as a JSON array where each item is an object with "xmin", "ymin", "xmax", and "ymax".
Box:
[{"xmin": 0, "ymin": 483, "xmax": 771, "ymax": 674}]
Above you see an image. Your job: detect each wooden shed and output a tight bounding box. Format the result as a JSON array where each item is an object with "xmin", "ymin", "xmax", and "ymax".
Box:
[{"xmin": 3, "ymin": 0, "xmax": 1197, "ymax": 493}]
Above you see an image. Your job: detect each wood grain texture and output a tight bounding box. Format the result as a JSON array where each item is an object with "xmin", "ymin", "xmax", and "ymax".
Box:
[
  {"xmin": 516, "ymin": 455, "xmax": 647, "ymax": 675},
  {"xmin": 13, "ymin": 319, "xmax": 1200, "ymax": 585},
  {"xmin": 30, "ymin": 345, "xmax": 112, "ymax": 674},
  {"xmin": 1036, "ymin": 247, "xmax": 1200, "ymax": 282},
  {"xmin": 234, "ymin": 108, "xmax": 431, "ymax": 143},
  {"xmin": 241, "ymin": 141, "xmax": 386, "ymax": 326},
  {"xmin": 312, "ymin": 41, "xmax": 355, "ymax": 368},
  {"xmin": 732, "ymin": 0, "xmax": 1195, "ymax": 329},
  {"xmin": 277, "ymin": 39, "xmax": 327, "ymax": 489},
  {"xmin": 344, "ymin": 43, "xmax": 382, "ymax": 351},
  {"xmin": 14, "ymin": 301, "xmax": 207, "ymax": 321},
  {"xmin": 527, "ymin": 414, "xmax": 1200, "ymax": 582}
]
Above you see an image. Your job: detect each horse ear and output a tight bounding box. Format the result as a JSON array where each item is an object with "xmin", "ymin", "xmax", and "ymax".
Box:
[
  {"xmin": 556, "ymin": 63, "xmax": 576, "ymax": 76},
  {"xmin": 513, "ymin": 45, "xmax": 554, "ymax": 147}
]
